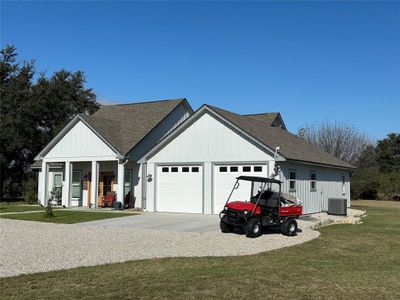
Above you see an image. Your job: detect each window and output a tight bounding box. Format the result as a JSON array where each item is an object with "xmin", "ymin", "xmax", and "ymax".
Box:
[
  {"xmin": 289, "ymin": 170, "xmax": 296, "ymax": 191},
  {"xmin": 162, "ymin": 167, "xmax": 169, "ymax": 173},
  {"xmin": 192, "ymin": 167, "xmax": 199, "ymax": 172},
  {"xmin": 72, "ymin": 170, "xmax": 82, "ymax": 199},
  {"xmin": 254, "ymin": 166, "xmax": 262, "ymax": 172},
  {"xmin": 124, "ymin": 170, "xmax": 132, "ymax": 196},
  {"xmin": 310, "ymin": 171, "xmax": 317, "ymax": 191},
  {"xmin": 230, "ymin": 166, "xmax": 238, "ymax": 172},
  {"xmin": 171, "ymin": 167, "xmax": 178, "ymax": 173},
  {"xmin": 182, "ymin": 167, "xmax": 189, "ymax": 173},
  {"xmin": 342, "ymin": 175, "xmax": 346, "ymax": 195},
  {"xmin": 243, "ymin": 166, "xmax": 251, "ymax": 172},
  {"xmin": 53, "ymin": 173, "xmax": 63, "ymax": 196},
  {"xmin": 219, "ymin": 166, "xmax": 228, "ymax": 172}
]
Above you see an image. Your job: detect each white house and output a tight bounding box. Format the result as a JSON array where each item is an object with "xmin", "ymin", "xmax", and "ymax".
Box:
[{"xmin": 33, "ymin": 98, "xmax": 354, "ymax": 214}]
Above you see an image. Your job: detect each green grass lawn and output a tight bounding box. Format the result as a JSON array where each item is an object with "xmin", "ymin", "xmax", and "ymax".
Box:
[
  {"xmin": 0, "ymin": 209, "xmax": 135, "ymax": 224},
  {"xmin": 1, "ymin": 204, "xmax": 399, "ymax": 299},
  {"xmin": 0, "ymin": 202, "xmax": 52, "ymax": 213}
]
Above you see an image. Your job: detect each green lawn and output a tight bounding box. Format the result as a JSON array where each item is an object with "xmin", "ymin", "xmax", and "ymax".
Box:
[
  {"xmin": 0, "ymin": 209, "xmax": 135, "ymax": 224},
  {"xmin": 1, "ymin": 204, "xmax": 399, "ymax": 299},
  {"xmin": 0, "ymin": 202, "xmax": 50, "ymax": 213}
]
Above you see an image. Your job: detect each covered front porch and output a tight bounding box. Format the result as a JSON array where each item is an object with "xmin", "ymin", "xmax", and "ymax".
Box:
[{"xmin": 38, "ymin": 159, "xmax": 142, "ymax": 209}]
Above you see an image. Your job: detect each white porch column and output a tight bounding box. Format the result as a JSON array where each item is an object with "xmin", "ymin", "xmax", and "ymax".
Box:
[
  {"xmin": 91, "ymin": 161, "xmax": 98, "ymax": 209},
  {"xmin": 62, "ymin": 161, "xmax": 71, "ymax": 207},
  {"xmin": 40, "ymin": 160, "xmax": 49, "ymax": 206},
  {"xmin": 117, "ymin": 160, "xmax": 125, "ymax": 207}
]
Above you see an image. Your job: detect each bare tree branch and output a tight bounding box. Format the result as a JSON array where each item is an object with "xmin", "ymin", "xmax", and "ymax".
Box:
[{"xmin": 298, "ymin": 122, "xmax": 372, "ymax": 164}]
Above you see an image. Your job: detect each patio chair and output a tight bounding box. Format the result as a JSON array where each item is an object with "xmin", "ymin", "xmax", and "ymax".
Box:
[{"xmin": 102, "ymin": 191, "xmax": 116, "ymax": 208}]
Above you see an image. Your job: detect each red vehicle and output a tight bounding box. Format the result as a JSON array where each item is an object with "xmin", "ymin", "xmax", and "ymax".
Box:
[{"xmin": 219, "ymin": 176, "xmax": 303, "ymax": 238}]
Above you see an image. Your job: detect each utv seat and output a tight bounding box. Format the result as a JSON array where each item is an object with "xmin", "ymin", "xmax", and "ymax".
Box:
[{"xmin": 257, "ymin": 198, "xmax": 279, "ymax": 208}]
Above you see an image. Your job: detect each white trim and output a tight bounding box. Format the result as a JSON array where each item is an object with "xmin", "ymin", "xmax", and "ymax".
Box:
[
  {"xmin": 138, "ymin": 105, "xmax": 285, "ymax": 163},
  {"xmin": 35, "ymin": 115, "xmax": 122, "ymax": 160}
]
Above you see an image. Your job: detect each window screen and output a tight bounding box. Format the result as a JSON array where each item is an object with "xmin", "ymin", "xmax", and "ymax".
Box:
[
  {"xmin": 72, "ymin": 171, "xmax": 81, "ymax": 198},
  {"xmin": 289, "ymin": 170, "xmax": 296, "ymax": 191}
]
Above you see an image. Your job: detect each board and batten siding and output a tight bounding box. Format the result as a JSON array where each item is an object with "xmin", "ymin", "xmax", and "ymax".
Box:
[
  {"xmin": 146, "ymin": 112, "xmax": 274, "ymax": 163},
  {"xmin": 145, "ymin": 111, "xmax": 275, "ymax": 214},
  {"xmin": 44, "ymin": 120, "xmax": 117, "ymax": 160},
  {"xmin": 279, "ymin": 161, "xmax": 351, "ymax": 214},
  {"xmin": 129, "ymin": 104, "xmax": 191, "ymax": 161}
]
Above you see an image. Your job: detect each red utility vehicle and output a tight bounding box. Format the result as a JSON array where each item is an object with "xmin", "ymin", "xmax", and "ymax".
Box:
[{"xmin": 219, "ymin": 176, "xmax": 303, "ymax": 238}]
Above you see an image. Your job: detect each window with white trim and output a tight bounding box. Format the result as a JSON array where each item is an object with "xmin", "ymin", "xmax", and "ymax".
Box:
[
  {"xmin": 310, "ymin": 171, "xmax": 317, "ymax": 191},
  {"xmin": 124, "ymin": 170, "xmax": 132, "ymax": 196},
  {"xmin": 72, "ymin": 170, "xmax": 81, "ymax": 199},
  {"xmin": 53, "ymin": 173, "xmax": 63, "ymax": 196},
  {"xmin": 289, "ymin": 170, "xmax": 296, "ymax": 191},
  {"xmin": 342, "ymin": 174, "xmax": 346, "ymax": 195}
]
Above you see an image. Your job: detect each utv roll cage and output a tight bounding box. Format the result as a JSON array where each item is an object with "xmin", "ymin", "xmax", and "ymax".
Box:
[{"xmin": 224, "ymin": 176, "xmax": 283, "ymax": 215}]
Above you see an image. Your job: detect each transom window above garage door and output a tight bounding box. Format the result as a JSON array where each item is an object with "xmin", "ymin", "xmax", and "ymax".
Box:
[
  {"xmin": 218, "ymin": 165, "xmax": 263, "ymax": 172},
  {"xmin": 161, "ymin": 166, "xmax": 200, "ymax": 173}
]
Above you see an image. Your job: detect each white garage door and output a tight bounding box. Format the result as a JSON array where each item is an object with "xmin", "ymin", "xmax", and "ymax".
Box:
[
  {"xmin": 213, "ymin": 164, "xmax": 268, "ymax": 214},
  {"xmin": 156, "ymin": 165, "xmax": 203, "ymax": 213}
]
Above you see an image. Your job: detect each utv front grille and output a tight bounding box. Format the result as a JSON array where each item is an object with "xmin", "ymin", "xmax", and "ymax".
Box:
[{"xmin": 226, "ymin": 209, "xmax": 240, "ymax": 224}]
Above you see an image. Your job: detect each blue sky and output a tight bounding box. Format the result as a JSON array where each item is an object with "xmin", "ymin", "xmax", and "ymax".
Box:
[{"xmin": 1, "ymin": 1, "xmax": 399, "ymax": 139}]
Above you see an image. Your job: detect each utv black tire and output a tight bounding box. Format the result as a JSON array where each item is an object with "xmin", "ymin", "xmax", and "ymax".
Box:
[
  {"xmin": 245, "ymin": 218, "xmax": 262, "ymax": 238},
  {"xmin": 281, "ymin": 218, "xmax": 298, "ymax": 236},
  {"xmin": 220, "ymin": 220, "xmax": 233, "ymax": 233}
]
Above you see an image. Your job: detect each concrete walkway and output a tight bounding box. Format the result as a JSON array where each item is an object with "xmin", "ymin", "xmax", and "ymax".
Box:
[
  {"xmin": 79, "ymin": 212, "xmax": 220, "ymax": 233},
  {"xmin": 79, "ymin": 209, "xmax": 365, "ymax": 233}
]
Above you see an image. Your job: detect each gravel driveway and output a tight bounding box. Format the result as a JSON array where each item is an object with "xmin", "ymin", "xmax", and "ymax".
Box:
[
  {"xmin": 0, "ymin": 218, "xmax": 319, "ymax": 278},
  {"xmin": 0, "ymin": 209, "xmax": 364, "ymax": 278}
]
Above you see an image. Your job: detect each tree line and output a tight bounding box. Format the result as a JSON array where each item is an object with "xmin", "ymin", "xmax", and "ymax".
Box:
[{"xmin": 0, "ymin": 45, "xmax": 99, "ymax": 200}]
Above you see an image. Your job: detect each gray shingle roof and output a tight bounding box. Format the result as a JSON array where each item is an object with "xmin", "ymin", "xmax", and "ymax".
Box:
[
  {"xmin": 208, "ymin": 105, "xmax": 355, "ymax": 169},
  {"xmin": 244, "ymin": 112, "xmax": 279, "ymax": 125},
  {"xmin": 82, "ymin": 98, "xmax": 188, "ymax": 155}
]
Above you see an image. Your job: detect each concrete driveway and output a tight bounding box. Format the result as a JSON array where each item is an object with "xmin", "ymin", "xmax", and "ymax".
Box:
[{"xmin": 79, "ymin": 212, "xmax": 220, "ymax": 233}]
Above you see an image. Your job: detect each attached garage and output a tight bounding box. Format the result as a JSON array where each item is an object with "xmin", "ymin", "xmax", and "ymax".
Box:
[
  {"xmin": 140, "ymin": 104, "xmax": 353, "ymax": 215},
  {"xmin": 156, "ymin": 165, "xmax": 203, "ymax": 213},
  {"xmin": 213, "ymin": 164, "xmax": 269, "ymax": 214}
]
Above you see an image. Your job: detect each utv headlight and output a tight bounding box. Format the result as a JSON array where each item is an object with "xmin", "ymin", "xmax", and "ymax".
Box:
[
  {"xmin": 224, "ymin": 206, "xmax": 228, "ymax": 210},
  {"xmin": 243, "ymin": 210, "xmax": 250, "ymax": 215}
]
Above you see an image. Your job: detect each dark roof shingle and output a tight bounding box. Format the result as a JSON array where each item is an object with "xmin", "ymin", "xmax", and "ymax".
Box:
[
  {"xmin": 208, "ymin": 105, "xmax": 354, "ymax": 169},
  {"xmin": 82, "ymin": 98, "xmax": 188, "ymax": 155}
]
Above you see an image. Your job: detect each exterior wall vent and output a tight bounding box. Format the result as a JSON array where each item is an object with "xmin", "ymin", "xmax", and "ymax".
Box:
[{"xmin": 328, "ymin": 198, "xmax": 347, "ymax": 216}]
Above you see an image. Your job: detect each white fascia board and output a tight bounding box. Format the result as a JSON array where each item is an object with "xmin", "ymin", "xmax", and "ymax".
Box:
[
  {"xmin": 138, "ymin": 105, "xmax": 287, "ymax": 163},
  {"xmin": 34, "ymin": 116, "xmax": 81, "ymax": 160},
  {"xmin": 282, "ymin": 159, "xmax": 355, "ymax": 171},
  {"xmin": 35, "ymin": 115, "xmax": 123, "ymax": 160}
]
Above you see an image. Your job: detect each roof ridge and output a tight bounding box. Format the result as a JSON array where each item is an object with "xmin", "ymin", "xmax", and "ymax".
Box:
[
  {"xmin": 103, "ymin": 98, "xmax": 186, "ymax": 107},
  {"xmin": 206, "ymin": 104, "xmax": 277, "ymax": 128},
  {"xmin": 243, "ymin": 112, "xmax": 279, "ymax": 116}
]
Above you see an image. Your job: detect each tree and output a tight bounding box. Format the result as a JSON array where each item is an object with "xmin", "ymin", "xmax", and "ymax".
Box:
[
  {"xmin": 375, "ymin": 133, "xmax": 400, "ymax": 173},
  {"xmin": 0, "ymin": 45, "xmax": 100, "ymax": 200},
  {"xmin": 298, "ymin": 122, "xmax": 371, "ymax": 164}
]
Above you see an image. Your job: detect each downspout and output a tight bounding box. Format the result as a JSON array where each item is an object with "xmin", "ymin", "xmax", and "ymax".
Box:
[{"xmin": 271, "ymin": 146, "xmax": 281, "ymax": 179}]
